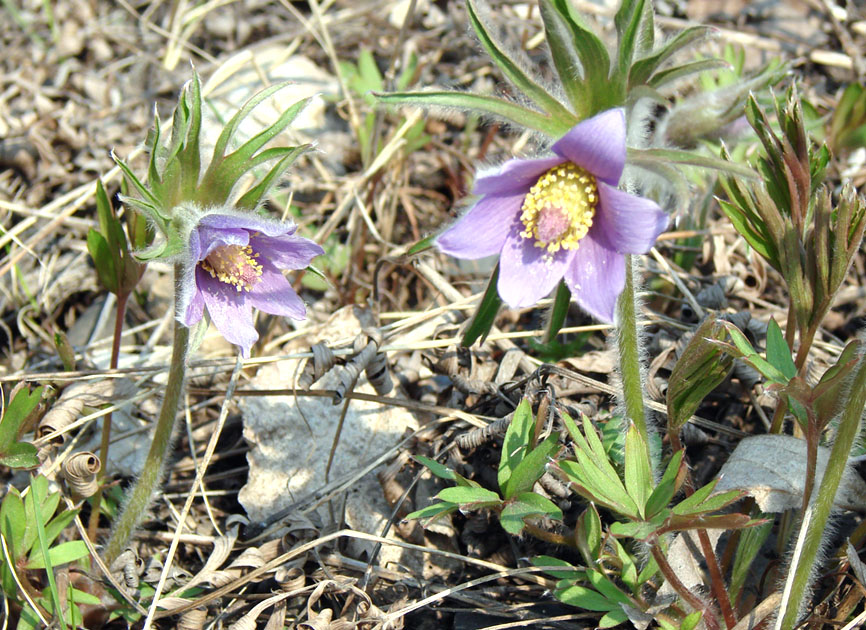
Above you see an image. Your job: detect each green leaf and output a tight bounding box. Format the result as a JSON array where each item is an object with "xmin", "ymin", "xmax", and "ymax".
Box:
[
  {"xmin": 414, "ymin": 455, "xmax": 457, "ymax": 481},
  {"xmin": 532, "ymin": 555, "xmax": 582, "ymax": 579},
  {"xmin": 586, "ymin": 569, "xmax": 634, "ymax": 606},
  {"xmin": 203, "ymin": 97, "xmax": 312, "ymax": 206},
  {"xmin": 648, "ymin": 58, "xmax": 731, "ymax": 89},
  {"xmin": 623, "ymin": 423, "xmax": 652, "ymax": 516},
  {"xmin": 0, "ymin": 386, "xmax": 42, "ymax": 451},
  {"xmin": 374, "ymin": 91, "xmax": 567, "ymax": 136},
  {"xmin": 814, "ymin": 340, "xmax": 861, "ymax": 425},
  {"xmin": 42, "ymin": 509, "xmax": 78, "ymax": 550},
  {"xmin": 575, "ymin": 505, "xmax": 602, "ymax": 565},
  {"xmin": 0, "ymin": 442, "xmax": 39, "ymax": 469},
  {"xmin": 728, "ymin": 518, "xmax": 772, "ymax": 604},
  {"xmin": 681, "ymin": 611, "xmax": 703, "ymax": 630},
  {"xmin": 766, "ymin": 318, "xmax": 796, "ymax": 380},
  {"xmin": 556, "ymin": 584, "xmax": 617, "ymax": 612},
  {"xmin": 629, "ymin": 26, "xmax": 714, "ymax": 87},
  {"xmin": 503, "ymin": 432, "xmax": 561, "ymax": 499},
  {"xmin": 54, "ymin": 331, "xmax": 76, "ymax": 372},
  {"xmin": 498, "ymin": 398, "xmax": 534, "ymax": 492},
  {"xmin": 628, "ymin": 147, "xmax": 759, "ymax": 180},
  {"xmin": 717, "ymin": 321, "xmax": 790, "ymax": 384},
  {"xmin": 462, "ymin": 264, "xmax": 502, "ymax": 347},
  {"xmin": 25, "ymin": 540, "xmax": 89, "ymax": 570},
  {"xmin": 0, "ymin": 488, "xmax": 25, "ymax": 560},
  {"xmin": 407, "ymin": 232, "xmax": 437, "ymax": 256},
  {"xmin": 538, "ymin": 0, "xmax": 591, "ymax": 117},
  {"xmin": 356, "ymin": 49, "xmax": 384, "ymax": 94},
  {"xmin": 466, "ymin": 0, "xmax": 576, "ymax": 126},
  {"xmin": 599, "ymin": 608, "xmax": 629, "ymax": 628},
  {"xmin": 609, "ymin": 518, "xmax": 661, "ymax": 540},
  {"xmin": 235, "ymin": 144, "xmax": 312, "ymax": 210},
  {"xmin": 86, "ymin": 229, "xmax": 118, "ymax": 293},
  {"xmin": 645, "ymin": 450, "xmax": 685, "ymax": 518},
  {"xmin": 437, "ymin": 486, "xmax": 501, "ymax": 508},
  {"xmin": 544, "ymin": 281, "xmax": 571, "ymax": 343},
  {"xmin": 499, "ymin": 492, "xmax": 563, "ymax": 534},
  {"xmin": 673, "ymin": 480, "xmax": 742, "ymax": 517},
  {"xmin": 405, "ymin": 501, "xmax": 459, "ymax": 524},
  {"xmin": 614, "ymin": 0, "xmax": 652, "ymax": 81},
  {"xmin": 559, "ymin": 458, "xmax": 638, "ymax": 518},
  {"xmin": 717, "ymin": 196, "xmax": 776, "ymax": 266},
  {"xmin": 559, "ymin": 415, "xmax": 638, "ymax": 517},
  {"xmin": 209, "ymin": 82, "xmax": 293, "ymax": 166},
  {"xmin": 666, "ymin": 318, "xmax": 734, "ymax": 432},
  {"xmin": 70, "ymin": 587, "xmax": 103, "ymax": 606},
  {"xmin": 549, "ymin": 0, "xmax": 613, "ymax": 113}
]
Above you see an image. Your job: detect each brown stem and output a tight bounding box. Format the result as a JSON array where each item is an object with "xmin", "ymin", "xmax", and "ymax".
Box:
[
  {"xmin": 651, "ymin": 543, "xmax": 721, "ymax": 630},
  {"xmin": 87, "ymin": 291, "xmax": 130, "ymax": 542},
  {"xmin": 697, "ymin": 528, "xmax": 737, "ymax": 628},
  {"xmin": 793, "ymin": 323, "xmax": 817, "ymax": 373}
]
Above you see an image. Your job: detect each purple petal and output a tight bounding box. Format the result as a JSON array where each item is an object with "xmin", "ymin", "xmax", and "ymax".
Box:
[
  {"xmin": 247, "ymin": 261, "xmax": 307, "ymax": 320},
  {"xmin": 198, "ymin": 271, "xmax": 258, "ymax": 357},
  {"xmin": 551, "ymin": 109, "xmax": 626, "ymax": 186},
  {"xmin": 249, "ymin": 233, "xmax": 325, "ymax": 270},
  {"xmin": 437, "ymin": 193, "xmax": 524, "ymax": 259},
  {"xmin": 196, "ymin": 226, "xmax": 250, "ymax": 260},
  {"xmin": 593, "ymin": 183, "xmax": 668, "ymax": 254},
  {"xmin": 198, "ymin": 212, "xmax": 297, "ymax": 238},
  {"xmin": 181, "ymin": 272, "xmax": 205, "ymax": 326},
  {"xmin": 564, "ymin": 233, "xmax": 625, "ymax": 322},
  {"xmin": 498, "ymin": 228, "xmax": 575, "ymax": 308},
  {"xmin": 472, "ymin": 156, "xmax": 564, "ymax": 195}
]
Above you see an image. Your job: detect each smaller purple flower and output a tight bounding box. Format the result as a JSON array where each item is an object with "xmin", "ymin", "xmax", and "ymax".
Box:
[
  {"xmin": 436, "ymin": 108, "xmax": 668, "ymax": 323},
  {"xmin": 178, "ymin": 210, "xmax": 324, "ymax": 357}
]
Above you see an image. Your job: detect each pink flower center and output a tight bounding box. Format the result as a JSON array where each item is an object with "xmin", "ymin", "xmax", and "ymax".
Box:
[
  {"xmin": 519, "ymin": 162, "xmax": 598, "ymax": 254},
  {"xmin": 200, "ymin": 244, "xmax": 263, "ymax": 291}
]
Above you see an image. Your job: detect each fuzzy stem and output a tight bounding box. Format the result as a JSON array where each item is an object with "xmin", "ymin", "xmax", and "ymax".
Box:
[
  {"xmin": 775, "ymin": 347, "xmax": 866, "ymax": 630},
  {"xmin": 88, "ymin": 290, "xmax": 130, "ymax": 542},
  {"xmin": 696, "ymin": 529, "xmax": 737, "ymax": 628},
  {"xmin": 616, "ymin": 255, "xmax": 651, "ymax": 464},
  {"xmin": 104, "ymin": 277, "xmax": 189, "ymax": 564}
]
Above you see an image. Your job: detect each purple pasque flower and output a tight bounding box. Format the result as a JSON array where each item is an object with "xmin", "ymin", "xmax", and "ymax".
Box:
[
  {"xmin": 437, "ymin": 108, "xmax": 668, "ymax": 323},
  {"xmin": 178, "ymin": 209, "xmax": 324, "ymax": 357}
]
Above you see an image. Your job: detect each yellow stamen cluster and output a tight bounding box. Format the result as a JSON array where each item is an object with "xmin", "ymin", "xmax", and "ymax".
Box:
[
  {"xmin": 200, "ymin": 244, "xmax": 263, "ymax": 291},
  {"xmin": 519, "ymin": 162, "xmax": 598, "ymax": 254}
]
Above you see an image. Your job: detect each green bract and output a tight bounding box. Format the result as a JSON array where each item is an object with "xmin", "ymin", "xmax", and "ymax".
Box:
[
  {"xmin": 114, "ymin": 73, "xmax": 313, "ymax": 263},
  {"xmin": 376, "ymin": 0, "xmax": 775, "ymax": 143}
]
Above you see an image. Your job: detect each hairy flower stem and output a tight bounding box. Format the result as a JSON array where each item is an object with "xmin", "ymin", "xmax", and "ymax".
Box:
[
  {"xmin": 616, "ymin": 255, "xmax": 651, "ymax": 466},
  {"xmin": 87, "ymin": 291, "xmax": 130, "ymax": 542},
  {"xmin": 776, "ymin": 347, "xmax": 866, "ymax": 630},
  {"xmin": 104, "ymin": 276, "xmax": 189, "ymax": 564}
]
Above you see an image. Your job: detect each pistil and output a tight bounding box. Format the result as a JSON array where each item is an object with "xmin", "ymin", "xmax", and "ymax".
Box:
[
  {"xmin": 519, "ymin": 162, "xmax": 598, "ymax": 254},
  {"xmin": 201, "ymin": 244, "xmax": 263, "ymax": 291}
]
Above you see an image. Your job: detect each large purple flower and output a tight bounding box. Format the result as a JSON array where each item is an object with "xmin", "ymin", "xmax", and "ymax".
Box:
[
  {"xmin": 437, "ymin": 108, "xmax": 668, "ymax": 322},
  {"xmin": 178, "ymin": 211, "xmax": 324, "ymax": 357}
]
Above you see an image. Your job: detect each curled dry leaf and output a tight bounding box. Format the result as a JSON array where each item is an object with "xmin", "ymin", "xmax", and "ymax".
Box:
[
  {"xmin": 38, "ymin": 378, "xmax": 134, "ymax": 442},
  {"xmin": 108, "ymin": 548, "xmax": 143, "ymax": 590},
  {"xmin": 229, "ymin": 591, "xmax": 296, "ymax": 630},
  {"xmin": 714, "ymin": 434, "xmax": 866, "ymax": 512},
  {"xmin": 61, "ymin": 451, "xmax": 101, "ymax": 497},
  {"xmin": 178, "ymin": 606, "xmax": 207, "ymax": 630},
  {"xmin": 174, "ymin": 523, "xmax": 239, "ymax": 592},
  {"xmin": 207, "ymin": 537, "xmax": 282, "ymax": 588}
]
